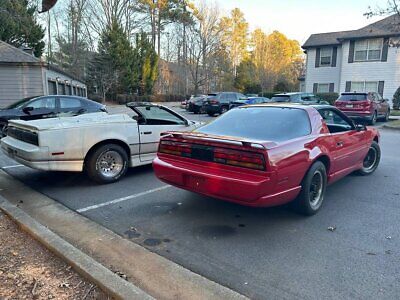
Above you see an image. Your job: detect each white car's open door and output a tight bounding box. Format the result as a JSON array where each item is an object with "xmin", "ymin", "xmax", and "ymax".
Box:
[{"xmin": 132, "ymin": 105, "xmax": 191, "ymax": 162}]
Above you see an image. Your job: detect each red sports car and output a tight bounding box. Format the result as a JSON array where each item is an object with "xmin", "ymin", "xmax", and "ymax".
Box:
[{"xmin": 153, "ymin": 104, "xmax": 380, "ymax": 215}]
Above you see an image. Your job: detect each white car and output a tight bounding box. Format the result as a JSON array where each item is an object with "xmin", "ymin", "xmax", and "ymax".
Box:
[{"xmin": 1, "ymin": 103, "xmax": 202, "ymax": 183}]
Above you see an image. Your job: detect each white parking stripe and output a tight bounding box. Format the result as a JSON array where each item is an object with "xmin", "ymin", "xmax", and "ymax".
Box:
[
  {"xmin": 77, "ymin": 185, "xmax": 171, "ymax": 213},
  {"xmin": 2, "ymin": 164, "xmax": 24, "ymax": 169}
]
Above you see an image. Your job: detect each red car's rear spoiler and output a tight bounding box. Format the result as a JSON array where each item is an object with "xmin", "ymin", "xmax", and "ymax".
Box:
[{"xmin": 161, "ymin": 131, "xmax": 278, "ymax": 150}]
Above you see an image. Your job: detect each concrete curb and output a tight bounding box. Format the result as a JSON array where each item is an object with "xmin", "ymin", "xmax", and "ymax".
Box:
[
  {"xmin": 0, "ymin": 196, "xmax": 153, "ymax": 300},
  {"xmin": 0, "ymin": 170, "xmax": 249, "ymax": 300},
  {"xmin": 383, "ymin": 125, "xmax": 400, "ymax": 131}
]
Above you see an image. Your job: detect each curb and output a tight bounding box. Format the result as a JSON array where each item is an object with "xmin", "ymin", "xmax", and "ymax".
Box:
[
  {"xmin": 383, "ymin": 125, "xmax": 400, "ymax": 131},
  {"xmin": 0, "ymin": 196, "xmax": 153, "ymax": 300},
  {"xmin": 0, "ymin": 170, "xmax": 249, "ymax": 300}
]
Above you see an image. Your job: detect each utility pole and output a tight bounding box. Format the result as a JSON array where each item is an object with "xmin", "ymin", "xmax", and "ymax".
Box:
[
  {"xmin": 40, "ymin": 0, "xmax": 58, "ymax": 63},
  {"xmin": 47, "ymin": 11, "xmax": 52, "ymax": 63}
]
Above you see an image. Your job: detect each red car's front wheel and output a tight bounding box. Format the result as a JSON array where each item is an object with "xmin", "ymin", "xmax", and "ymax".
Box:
[{"xmin": 357, "ymin": 141, "xmax": 380, "ymax": 176}]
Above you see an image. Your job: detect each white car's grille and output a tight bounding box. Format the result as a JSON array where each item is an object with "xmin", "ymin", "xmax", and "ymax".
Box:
[{"xmin": 8, "ymin": 127, "xmax": 39, "ymax": 146}]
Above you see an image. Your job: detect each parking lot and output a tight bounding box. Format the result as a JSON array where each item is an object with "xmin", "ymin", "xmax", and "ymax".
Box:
[{"xmin": 1, "ymin": 106, "xmax": 399, "ymax": 299}]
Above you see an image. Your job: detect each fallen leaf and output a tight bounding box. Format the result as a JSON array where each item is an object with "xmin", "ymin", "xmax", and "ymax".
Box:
[
  {"xmin": 59, "ymin": 282, "xmax": 70, "ymax": 288},
  {"xmin": 327, "ymin": 226, "xmax": 336, "ymax": 232}
]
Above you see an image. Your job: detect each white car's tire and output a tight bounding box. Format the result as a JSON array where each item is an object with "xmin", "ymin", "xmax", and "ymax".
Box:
[{"xmin": 86, "ymin": 144, "xmax": 128, "ymax": 184}]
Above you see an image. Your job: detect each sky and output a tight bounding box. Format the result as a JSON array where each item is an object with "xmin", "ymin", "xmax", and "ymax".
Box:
[{"xmin": 214, "ymin": 0, "xmax": 390, "ymax": 44}]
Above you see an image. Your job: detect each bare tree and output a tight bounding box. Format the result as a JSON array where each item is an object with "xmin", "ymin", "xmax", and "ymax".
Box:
[
  {"xmin": 365, "ymin": 0, "xmax": 400, "ymax": 18},
  {"xmin": 365, "ymin": 0, "xmax": 400, "ymax": 47},
  {"xmin": 185, "ymin": 0, "xmax": 222, "ymax": 94},
  {"xmin": 86, "ymin": 0, "xmax": 136, "ymax": 36}
]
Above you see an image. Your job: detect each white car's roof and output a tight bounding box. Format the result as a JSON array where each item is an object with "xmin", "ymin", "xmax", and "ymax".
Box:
[{"xmin": 9, "ymin": 112, "xmax": 134, "ymax": 131}]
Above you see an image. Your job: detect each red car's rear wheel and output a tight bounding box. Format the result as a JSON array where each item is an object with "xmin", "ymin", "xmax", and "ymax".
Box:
[{"xmin": 293, "ymin": 161, "xmax": 327, "ymax": 216}]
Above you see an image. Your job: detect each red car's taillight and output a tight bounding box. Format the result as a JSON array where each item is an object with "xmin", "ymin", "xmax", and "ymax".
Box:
[
  {"xmin": 159, "ymin": 141, "xmax": 266, "ymax": 171},
  {"xmin": 214, "ymin": 148, "xmax": 265, "ymax": 170},
  {"xmin": 159, "ymin": 141, "xmax": 191, "ymax": 156},
  {"xmin": 362, "ymin": 100, "xmax": 372, "ymax": 109}
]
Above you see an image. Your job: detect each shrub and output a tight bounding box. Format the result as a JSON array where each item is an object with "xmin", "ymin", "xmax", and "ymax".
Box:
[
  {"xmin": 258, "ymin": 92, "xmax": 281, "ymax": 99},
  {"xmin": 393, "ymin": 87, "xmax": 400, "ymax": 110},
  {"xmin": 115, "ymin": 94, "xmax": 186, "ymax": 104},
  {"xmin": 315, "ymin": 93, "xmax": 339, "ymax": 105},
  {"xmin": 87, "ymin": 94, "xmax": 104, "ymax": 103}
]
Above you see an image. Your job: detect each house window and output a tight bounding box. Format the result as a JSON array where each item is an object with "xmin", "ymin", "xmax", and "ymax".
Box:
[
  {"xmin": 350, "ymin": 81, "xmax": 378, "ymax": 93},
  {"xmin": 317, "ymin": 83, "xmax": 330, "ymax": 93},
  {"xmin": 59, "ymin": 83, "xmax": 66, "ymax": 95},
  {"xmin": 354, "ymin": 39, "xmax": 382, "ymax": 61},
  {"xmin": 320, "ymin": 48, "xmax": 332, "ymax": 66},
  {"xmin": 47, "ymin": 80, "xmax": 57, "ymax": 95}
]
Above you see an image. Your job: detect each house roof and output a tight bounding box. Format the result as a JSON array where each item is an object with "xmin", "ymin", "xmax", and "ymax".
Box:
[
  {"xmin": 0, "ymin": 40, "xmax": 42, "ymax": 64},
  {"xmin": 303, "ymin": 14, "xmax": 400, "ymax": 48},
  {"xmin": 302, "ymin": 30, "xmax": 356, "ymax": 48},
  {"xmin": 0, "ymin": 41, "xmax": 85, "ymax": 83}
]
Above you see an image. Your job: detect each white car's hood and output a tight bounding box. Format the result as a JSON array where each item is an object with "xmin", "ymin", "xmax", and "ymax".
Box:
[{"xmin": 9, "ymin": 112, "xmax": 134, "ymax": 131}]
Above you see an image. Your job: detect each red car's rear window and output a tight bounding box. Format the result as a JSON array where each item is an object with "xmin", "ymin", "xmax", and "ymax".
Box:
[
  {"xmin": 195, "ymin": 107, "xmax": 311, "ymax": 142},
  {"xmin": 338, "ymin": 94, "xmax": 368, "ymax": 101}
]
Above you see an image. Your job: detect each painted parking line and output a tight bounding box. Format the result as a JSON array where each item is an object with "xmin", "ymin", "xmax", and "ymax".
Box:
[
  {"xmin": 77, "ymin": 185, "xmax": 171, "ymax": 213},
  {"xmin": 2, "ymin": 164, "xmax": 25, "ymax": 170}
]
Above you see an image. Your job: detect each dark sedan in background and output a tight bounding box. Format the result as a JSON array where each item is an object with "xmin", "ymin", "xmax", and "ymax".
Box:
[
  {"xmin": 0, "ymin": 95, "xmax": 106, "ymax": 137},
  {"xmin": 187, "ymin": 95, "xmax": 208, "ymax": 114}
]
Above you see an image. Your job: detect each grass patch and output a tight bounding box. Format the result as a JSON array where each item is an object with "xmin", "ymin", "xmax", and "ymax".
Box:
[
  {"xmin": 390, "ymin": 110, "xmax": 400, "ymax": 116},
  {"xmin": 388, "ymin": 120, "xmax": 400, "ymax": 128}
]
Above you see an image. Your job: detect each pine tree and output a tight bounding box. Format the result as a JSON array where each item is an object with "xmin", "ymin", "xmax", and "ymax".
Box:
[
  {"xmin": 88, "ymin": 19, "xmax": 133, "ymax": 101},
  {"xmin": 0, "ymin": 0, "xmax": 45, "ymax": 57},
  {"xmin": 131, "ymin": 32, "xmax": 158, "ymax": 96}
]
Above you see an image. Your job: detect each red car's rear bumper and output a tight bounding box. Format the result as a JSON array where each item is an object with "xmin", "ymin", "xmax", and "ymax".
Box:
[{"xmin": 153, "ymin": 156, "xmax": 301, "ymax": 207}]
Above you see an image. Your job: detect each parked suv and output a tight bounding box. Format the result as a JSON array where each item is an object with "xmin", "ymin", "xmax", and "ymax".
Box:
[
  {"xmin": 270, "ymin": 92, "xmax": 328, "ymax": 105},
  {"xmin": 204, "ymin": 92, "xmax": 247, "ymax": 116},
  {"xmin": 335, "ymin": 92, "xmax": 390, "ymax": 125}
]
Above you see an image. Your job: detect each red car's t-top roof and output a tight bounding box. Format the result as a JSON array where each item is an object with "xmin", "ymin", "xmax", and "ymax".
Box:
[{"xmin": 238, "ymin": 103, "xmax": 329, "ymax": 136}]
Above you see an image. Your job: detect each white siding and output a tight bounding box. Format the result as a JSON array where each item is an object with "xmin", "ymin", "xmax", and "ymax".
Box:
[
  {"xmin": 305, "ymin": 47, "xmax": 342, "ymax": 93},
  {"xmin": 339, "ymin": 39, "xmax": 400, "ymax": 104},
  {"xmin": 0, "ymin": 65, "xmax": 44, "ymax": 108}
]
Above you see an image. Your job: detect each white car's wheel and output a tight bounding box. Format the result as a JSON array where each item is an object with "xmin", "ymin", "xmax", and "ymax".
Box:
[{"xmin": 86, "ymin": 144, "xmax": 128, "ymax": 183}]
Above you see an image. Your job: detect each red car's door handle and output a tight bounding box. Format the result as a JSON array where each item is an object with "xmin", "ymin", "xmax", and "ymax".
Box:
[{"xmin": 336, "ymin": 141, "xmax": 344, "ymax": 147}]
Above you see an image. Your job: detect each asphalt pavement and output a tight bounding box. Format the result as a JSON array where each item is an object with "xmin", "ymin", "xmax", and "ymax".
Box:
[{"xmin": 0, "ymin": 107, "xmax": 399, "ymax": 300}]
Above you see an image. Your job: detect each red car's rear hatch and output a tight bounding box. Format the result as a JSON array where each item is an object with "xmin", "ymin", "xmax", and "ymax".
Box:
[
  {"xmin": 335, "ymin": 93, "xmax": 371, "ymax": 112},
  {"xmin": 158, "ymin": 131, "xmax": 276, "ymax": 172}
]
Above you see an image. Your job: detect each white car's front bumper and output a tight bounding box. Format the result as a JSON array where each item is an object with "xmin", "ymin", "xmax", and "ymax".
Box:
[{"xmin": 1, "ymin": 136, "xmax": 83, "ymax": 172}]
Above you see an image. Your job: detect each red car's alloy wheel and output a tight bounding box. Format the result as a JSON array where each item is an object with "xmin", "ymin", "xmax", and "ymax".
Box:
[
  {"xmin": 309, "ymin": 170, "xmax": 324, "ymax": 209},
  {"xmin": 357, "ymin": 141, "xmax": 380, "ymax": 176},
  {"xmin": 363, "ymin": 147, "xmax": 378, "ymax": 172}
]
